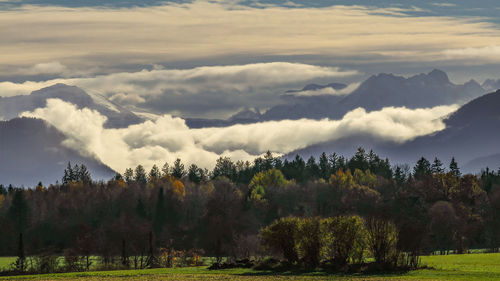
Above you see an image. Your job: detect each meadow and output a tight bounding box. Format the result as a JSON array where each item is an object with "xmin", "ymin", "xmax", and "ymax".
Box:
[{"xmin": 1, "ymin": 253, "xmax": 500, "ymax": 280}]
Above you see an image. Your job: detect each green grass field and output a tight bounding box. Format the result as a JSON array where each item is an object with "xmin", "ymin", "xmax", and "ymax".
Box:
[
  {"xmin": 1, "ymin": 253, "xmax": 500, "ymax": 280},
  {"xmin": 0, "ymin": 257, "xmax": 15, "ymax": 272}
]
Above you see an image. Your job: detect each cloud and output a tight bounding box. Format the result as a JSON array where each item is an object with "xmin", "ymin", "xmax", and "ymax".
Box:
[
  {"xmin": 0, "ymin": 1, "xmax": 499, "ymax": 73},
  {"xmin": 109, "ymin": 93, "xmax": 146, "ymax": 104},
  {"xmin": 0, "ymin": 62, "xmax": 358, "ymax": 117},
  {"xmin": 21, "ymin": 61, "xmax": 67, "ymax": 75},
  {"xmin": 284, "ymin": 82, "xmax": 360, "ymax": 97},
  {"xmin": 443, "ymin": 45, "xmax": 500, "ymax": 62},
  {"xmin": 431, "ymin": 3, "xmax": 456, "ymax": 7},
  {"xmin": 21, "ymin": 99, "xmax": 458, "ymax": 173}
]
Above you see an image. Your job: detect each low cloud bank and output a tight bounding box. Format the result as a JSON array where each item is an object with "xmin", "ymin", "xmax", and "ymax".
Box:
[
  {"xmin": 2, "ymin": 62, "xmax": 358, "ymax": 117},
  {"xmin": 21, "ymin": 99, "xmax": 458, "ymax": 173}
]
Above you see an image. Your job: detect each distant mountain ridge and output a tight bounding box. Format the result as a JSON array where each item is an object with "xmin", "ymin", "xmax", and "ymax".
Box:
[
  {"xmin": 0, "ymin": 117, "xmax": 115, "ymax": 186},
  {"xmin": 187, "ymin": 69, "xmax": 487, "ymax": 127},
  {"xmin": 263, "ymin": 69, "xmax": 485, "ymax": 121},
  {"xmin": 0, "ymin": 83, "xmax": 143, "ymax": 128},
  {"xmin": 482, "ymin": 79, "xmax": 500, "ymax": 92}
]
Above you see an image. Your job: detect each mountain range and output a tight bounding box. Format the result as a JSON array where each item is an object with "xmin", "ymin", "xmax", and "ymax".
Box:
[
  {"xmin": 1, "ymin": 69, "xmax": 500, "ymax": 185},
  {"xmin": 187, "ymin": 69, "xmax": 486, "ymax": 127},
  {"xmin": 0, "ymin": 83, "xmax": 142, "ymax": 128}
]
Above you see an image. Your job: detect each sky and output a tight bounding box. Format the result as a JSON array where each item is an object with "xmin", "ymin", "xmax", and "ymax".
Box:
[
  {"xmin": 1, "ymin": 0, "xmax": 500, "ymax": 118},
  {"xmin": 2, "ymin": 0, "xmax": 500, "ymax": 173}
]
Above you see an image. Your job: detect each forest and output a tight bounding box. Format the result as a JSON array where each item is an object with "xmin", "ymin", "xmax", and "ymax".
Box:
[{"xmin": 1, "ymin": 148, "xmax": 500, "ymax": 275}]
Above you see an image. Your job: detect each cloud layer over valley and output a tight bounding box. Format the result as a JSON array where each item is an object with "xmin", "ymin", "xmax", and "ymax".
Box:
[
  {"xmin": 21, "ymin": 99, "xmax": 458, "ymax": 173},
  {"xmin": 1, "ymin": 62, "xmax": 358, "ymax": 118}
]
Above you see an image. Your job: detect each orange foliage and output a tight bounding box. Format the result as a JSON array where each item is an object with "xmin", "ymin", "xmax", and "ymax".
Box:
[
  {"xmin": 114, "ymin": 179, "xmax": 127, "ymax": 189},
  {"xmin": 172, "ymin": 180, "xmax": 186, "ymax": 198},
  {"xmin": 69, "ymin": 181, "xmax": 84, "ymax": 192}
]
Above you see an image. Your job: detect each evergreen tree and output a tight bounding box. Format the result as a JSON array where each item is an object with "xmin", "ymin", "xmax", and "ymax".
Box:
[
  {"xmin": 413, "ymin": 157, "xmax": 432, "ymax": 180},
  {"xmin": 149, "ymin": 164, "xmax": 161, "ymax": 183},
  {"xmin": 273, "ymin": 158, "xmax": 283, "ymax": 170},
  {"xmin": 431, "ymin": 157, "xmax": 444, "ymax": 174},
  {"xmin": 263, "ymin": 151, "xmax": 274, "ymax": 171},
  {"xmin": 348, "ymin": 147, "xmax": 369, "ymax": 171},
  {"xmin": 134, "ymin": 165, "xmax": 147, "ymax": 187},
  {"xmin": 77, "ymin": 164, "xmax": 92, "ymax": 184},
  {"xmin": 393, "ymin": 165, "xmax": 406, "ymax": 185},
  {"xmin": 212, "ymin": 157, "xmax": 237, "ymax": 180},
  {"xmin": 291, "ymin": 154, "xmax": 306, "ymax": 183},
  {"xmin": 161, "ymin": 162, "xmax": 170, "ymax": 176},
  {"xmin": 319, "ymin": 152, "xmax": 330, "ymax": 180},
  {"xmin": 449, "ymin": 157, "xmax": 461, "ymax": 178},
  {"xmin": 306, "ymin": 156, "xmax": 320, "ymax": 180},
  {"xmin": 62, "ymin": 162, "xmax": 74, "ymax": 186},
  {"xmin": 72, "ymin": 164, "xmax": 81, "ymax": 182},
  {"xmin": 124, "ymin": 168, "xmax": 134, "ymax": 184},
  {"xmin": 188, "ymin": 164, "xmax": 202, "ymax": 184},
  {"xmin": 329, "ymin": 152, "xmax": 346, "ymax": 172},
  {"xmin": 170, "ymin": 158, "xmax": 186, "ymax": 179}
]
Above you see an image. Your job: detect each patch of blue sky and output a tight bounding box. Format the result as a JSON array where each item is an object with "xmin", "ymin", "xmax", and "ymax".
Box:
[{"xmin": 1, "ymin": 0, "xmax": 500, "ymax": 24}]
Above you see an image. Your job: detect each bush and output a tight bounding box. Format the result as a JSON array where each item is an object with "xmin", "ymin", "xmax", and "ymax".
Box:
[
  {"xmin": 321, "ymin": 215, "xmax": 367, "ymax": 267},
  {"xmin": 365, "ymin": 217, "xmax": 399, "ymax": 267},
  {"xmin": 63, "ymin": 248, "xmax": 87, "ymax": 272},
  {"xmin": 296, "ymin": 217, "xmax": 321, "ymax": 268},
  {"xmin": 31, "ymin": 253, "xmax": 60, "ymax": 274},
  {"xmin": 259, "ymin": 217, "xmax": 299, "ymax": 264}
]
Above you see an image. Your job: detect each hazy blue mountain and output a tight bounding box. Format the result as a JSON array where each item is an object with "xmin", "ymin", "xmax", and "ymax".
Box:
[
  {"xmin": 482, "ymin": 79, "xmax": 500, "ymax": 92},
  {"xmin": 263, "ymin": 69, "xmax": 485, "ymax": 121},
  {"xmin": 287, "ymin": 89, "xmax": 500, "ymax": 173},
  {"xmin": 338, "ymin": 69, "xmax": 483, "ymax": 112},
  {"xmin": 0, "ymin": 118, "xmax": 115, "ymax": 186},
  {"xmin": 0, "ymin": 84, "xmax": 143, "ymax": 128},
  {"xmin": 186, "ymin": 69, "xmax": 486, "ymax": 128}
]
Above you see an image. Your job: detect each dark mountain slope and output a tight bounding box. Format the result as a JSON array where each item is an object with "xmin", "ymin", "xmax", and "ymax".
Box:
[
  {"xmin": 287, "ymin": 89, "xmax": 500, "ymax": 173},
  {"xmin": 0, "ymin": 117, "xmax": 115, "ymax": 186}
]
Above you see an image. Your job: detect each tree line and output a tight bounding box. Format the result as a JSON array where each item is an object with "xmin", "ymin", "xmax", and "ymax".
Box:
[{"xmin": 1, "ymin": 148, "xmax": 500, "ymax": 274}]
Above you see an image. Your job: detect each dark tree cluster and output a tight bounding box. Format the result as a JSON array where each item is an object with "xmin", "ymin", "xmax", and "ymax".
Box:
[{"xmin": 0, "ymin": 149, "xmax": 499, "ymax": 274}]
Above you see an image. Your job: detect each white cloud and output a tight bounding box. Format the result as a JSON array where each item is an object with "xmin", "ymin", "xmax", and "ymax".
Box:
[
  {"xmin": 0, "ymin": 62, "xmax": 358, "ymax": 117},
  {"xmin": 443, "ymin": 45, "xmax": 500, "ymax": 62},
  {"xmin": 0, "ymin": 62, "xmax": 357, "ymax": 97},
  {"xmin": 282, "ymin": 1, "xmax": 303, "ymax": 8},
  {"xmin": 284, "ymin": 82, "xmax": 360, "ymax": 97},
  {"xmin": 21, "ymin": 61, "xmax": 67, "ymax": 75},
  {"xmin": 21, "ymin": 99, "xmax": 458, "ymax": 173},
  {"xmin": 0, "ymin": 1, "xmax": 499, "ymax": 71},
  {"xmin": 431, "ymin": 3, "xmax": 456, "ymax": 7},
  {"xmin": 109, "ymin": 93, "xmax": 146, "ymax": 104}
]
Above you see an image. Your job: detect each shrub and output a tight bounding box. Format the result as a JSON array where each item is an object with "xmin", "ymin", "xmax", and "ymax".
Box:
[
  {"xmin": 32, "ymin": 253, "xmax": 60, "ymax": 274},
  {"xmin": 321, "ymin": 215, "xmax": 367, "ymax": 267},
  {"xmin": 296, "ymin": 217, "xmax": 321, "ymax": 268},
  {"xmin": 365, "ymin": 217, "xmax": 399, "ymax": 266},
  {"xmin": 259, "ymin": 217, "xmax": 299, "ymax": 263}
]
